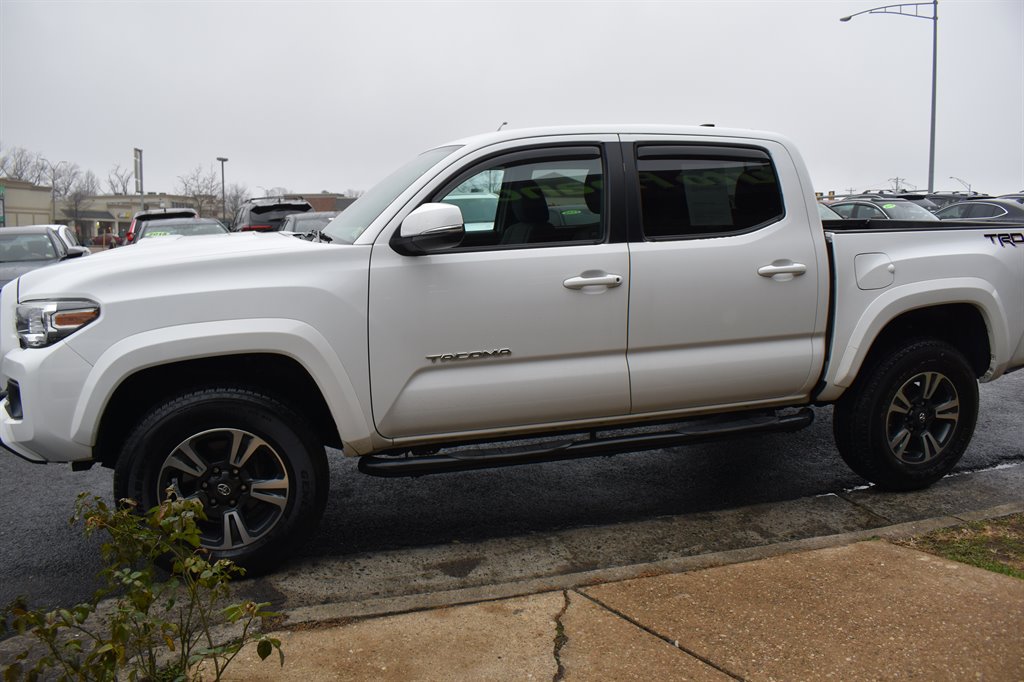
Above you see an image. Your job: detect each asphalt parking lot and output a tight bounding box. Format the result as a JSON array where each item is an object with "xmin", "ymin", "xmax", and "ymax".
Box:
[{"xmin": 1, "ymin": 372, "xmax": 1021, "ymax": 615}]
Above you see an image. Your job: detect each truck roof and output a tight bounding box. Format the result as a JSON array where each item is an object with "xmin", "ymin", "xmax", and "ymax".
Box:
[{"xmin": 444, "ymin": 124, "xmax": 792, "ymax": 150}]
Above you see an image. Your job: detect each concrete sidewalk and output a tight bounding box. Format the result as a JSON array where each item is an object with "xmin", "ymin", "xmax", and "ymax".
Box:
[{"xmin": 224, "ymin": 528, "xmax": 1024, "ymax": 681}]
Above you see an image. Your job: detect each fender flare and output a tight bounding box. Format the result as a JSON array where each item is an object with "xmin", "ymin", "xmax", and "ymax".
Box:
[
  {"xmin": 69, "ymin": 318, "xmax": 378, "ymax": 454},
  {"xmin": 818, "ymin": 278, "xmax": 1009, "ymax": 401}
]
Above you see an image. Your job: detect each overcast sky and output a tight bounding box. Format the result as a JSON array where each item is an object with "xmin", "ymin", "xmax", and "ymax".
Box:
[{"xmin": 2, "ymin": 0, "xmax": 1021, "ymax": 197}]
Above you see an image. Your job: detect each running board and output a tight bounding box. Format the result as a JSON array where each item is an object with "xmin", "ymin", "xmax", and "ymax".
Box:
[{"xmin": 358, "ymin": 408, "xmax": 814, "ymax": 478}]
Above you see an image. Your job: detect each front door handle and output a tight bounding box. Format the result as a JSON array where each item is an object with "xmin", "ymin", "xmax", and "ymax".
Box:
[
  {"xmin": 758, "ymin": 261, "xmax": 807, "ymax": 279},
  {"xmin": 563, "ymin": 272, "xmax": 623, "ymax": 290}
]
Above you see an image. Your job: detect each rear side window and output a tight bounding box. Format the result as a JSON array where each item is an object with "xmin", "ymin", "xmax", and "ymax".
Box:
[{"xmin": 636, "ymin": 146, "xmax": 784, "ymax": 239}]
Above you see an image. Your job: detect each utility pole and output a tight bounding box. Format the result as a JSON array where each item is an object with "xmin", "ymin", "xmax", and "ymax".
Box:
[
  {"xmin": 217, "ymin": 157, "xmax": 229, "ymax": 222},
  {"xmin": 133, "ymin": 148, "xmax": 144, "ymax": 213}
]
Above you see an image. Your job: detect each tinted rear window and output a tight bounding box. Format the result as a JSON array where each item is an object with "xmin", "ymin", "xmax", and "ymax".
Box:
[{"xmin": 251, "ymin": 204, "xmax": 311, "ymax": 216}]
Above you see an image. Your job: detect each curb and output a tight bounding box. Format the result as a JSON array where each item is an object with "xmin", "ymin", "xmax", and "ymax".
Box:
[{"xmin": 277, "ymin": 500, "xmax": 1024, "ymax": 629}]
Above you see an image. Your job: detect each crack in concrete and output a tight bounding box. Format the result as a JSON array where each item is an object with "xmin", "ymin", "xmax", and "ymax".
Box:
[
  {"xmin": 834, "ymin": 491, "xmax": 896, "ymax": 526},
  {"xmin": 552, "ymin": 590, "xmax": 570, "ymax": 682},
  {"xmin": 576, "ymin": 590, "xmax": 746, "ymax": 681}
]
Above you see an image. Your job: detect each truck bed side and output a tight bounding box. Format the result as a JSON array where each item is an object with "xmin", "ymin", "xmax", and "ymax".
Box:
[{"xmin": 817, "ymin": 220, "xmax": 1024, "ymax": 402}]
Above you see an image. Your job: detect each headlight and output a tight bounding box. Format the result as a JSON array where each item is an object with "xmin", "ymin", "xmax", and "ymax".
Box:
[{"xmin": 16, "ymin": 299, "xmax": 100, "ymax": 348}]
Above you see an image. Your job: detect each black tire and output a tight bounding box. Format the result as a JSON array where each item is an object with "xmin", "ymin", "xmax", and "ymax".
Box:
[
  {"xmin": 114, "ymin": 388, "xmax": 328, "ymax": 575},
  {"xmin": 833, "ymin": 339, "xmax": 978, "ymax": 491}
]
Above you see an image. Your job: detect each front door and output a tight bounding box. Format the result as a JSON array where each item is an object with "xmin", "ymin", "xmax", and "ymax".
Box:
[{"xmin": 368, "ymin": 143, "xmax": 631, "ymax": 439}]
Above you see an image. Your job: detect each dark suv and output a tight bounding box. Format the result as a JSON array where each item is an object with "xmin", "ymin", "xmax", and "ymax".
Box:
[
  {"xmin": 232, "ymin": 197, "xmax": 313, "ymax": 232},
  {"xmin": 125, "ymin": 208, "xmax": 199, "ymax": 244}
]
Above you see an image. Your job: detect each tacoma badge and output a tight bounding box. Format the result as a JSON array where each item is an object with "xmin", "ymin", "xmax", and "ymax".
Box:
[{"xmin": 426, "ymin": 349, "xmax": 512, "ymax": 364}]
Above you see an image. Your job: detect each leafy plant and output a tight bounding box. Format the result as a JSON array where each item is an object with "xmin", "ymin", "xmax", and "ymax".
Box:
[{"xmin": 2, "ymin": 491, "xmax": 283, "ymax": 681}]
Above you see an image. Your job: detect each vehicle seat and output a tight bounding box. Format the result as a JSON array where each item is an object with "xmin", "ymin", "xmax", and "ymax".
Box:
[
  {"xmin": 572, "ymin": 172, "xmax": 604, "ymax": 240},
  {"xmin": 500, "ymin": 180, "xmax": 555, "ymax": 245},
  {"xmin": 733, "ymin": 168, "xmax": 782, "ymax": 229},
  {"xmin": 640, "ymin": 171, "xmax": 689, "ymax": 237},
  {"xmin": 5, "ymin": 244, "xmax": 30, "ymax": 260}
]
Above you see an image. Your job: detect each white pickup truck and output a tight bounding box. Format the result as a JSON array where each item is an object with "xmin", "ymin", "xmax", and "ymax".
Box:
[{"xmin": 3, "ymin": 125, "xmax": 1023, "ymax": 573}]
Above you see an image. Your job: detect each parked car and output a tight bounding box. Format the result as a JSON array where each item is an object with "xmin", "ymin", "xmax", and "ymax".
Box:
[
  {"xmin": 0, "ymin": 225, "xmax": 89, "ymax": 289},
  {"xmin": 232, "ymin": 197, "xmax": 313, "ymax": 232},
  {"xmin": 279, "ymin": 211, "xmax": 340, "ymax": 236},
  {"xmin": 828, "ymin": 197, "xmax": 939, "ymax": 220},
  {"xmin": 934, "ymin": 199, "xmax": 1024, "ymax": 221},
  {"xmin": 134, "ymin": 217, "xmax": 230, "ymax": 241},
  {"xmin": 125, "ymin": 208, "xmax": 199, "ymax": 244},
  {"xmin": 817, "ymin": 203, "xmax": 844, "ymax": 220},
  {"xmin": 996, "ymin": 193, "xmax": 1024, "ymax": 204},
  {"xmin": 924, "ymin": 192, "xmax": 979, "ymax": 209},
  {"xmin": 21, "ymin": 224, "xmax": 90, "ymax": 254},
  {"xmin": 3, "ymin": 124, "xmax": 1023, "ymax": 574},
  {"xmin": 91, "ymin": 232, "xmax": 122, "ymax": 248},
  {"xmin": 439, "ymin": 194, "xmax": 499, "ymax": 232}
]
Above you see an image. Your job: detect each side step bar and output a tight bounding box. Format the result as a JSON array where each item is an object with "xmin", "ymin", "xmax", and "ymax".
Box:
[{"xmin": 358, "ymin": 408, "xmax": 814, "ymax": 478}]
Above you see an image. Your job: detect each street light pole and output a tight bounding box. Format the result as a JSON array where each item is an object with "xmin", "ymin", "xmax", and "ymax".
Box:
[
  {"xmin": 949, "ymin": 175, "xmax": 971, "ymax": 194},
  {"xmin": 216, "ymin": 157, "xmax": 228, "ymax": 223},
  {"xmin": 840, "ymin": 1, "xmax": 938, "ymax": 192}
]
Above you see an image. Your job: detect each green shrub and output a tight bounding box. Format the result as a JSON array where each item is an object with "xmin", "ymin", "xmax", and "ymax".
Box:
[{"xmin": 2, "ymin": 491, "xmax": 283, "ymax": 681}]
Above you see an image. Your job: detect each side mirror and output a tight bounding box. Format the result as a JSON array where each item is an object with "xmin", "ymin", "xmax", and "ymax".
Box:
[
  {"xmin": 65, "ymin": 246, "xmax": 91, "ymax": 259},
  {"xmin": 391, "ymin": 203, "xmax": 465, "ymax": 256}
]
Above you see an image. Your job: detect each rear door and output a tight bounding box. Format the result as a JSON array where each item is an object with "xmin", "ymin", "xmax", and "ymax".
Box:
[
  {"xmin": 622, "ymin": 137, "xmax": 826, "ymax": 413},
  {"xmin": 368, "ymin": 139, "xmax": 631, "ymax": 439}
]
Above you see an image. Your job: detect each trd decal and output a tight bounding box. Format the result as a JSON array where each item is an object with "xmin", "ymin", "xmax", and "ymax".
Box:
[{"xmin": 985, "ymin": 232, "xmax": 1023, "ymax": 247}]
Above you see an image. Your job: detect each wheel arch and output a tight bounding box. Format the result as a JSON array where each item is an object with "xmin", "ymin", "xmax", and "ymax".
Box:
[
  {"xmin": 94, "ymin": 353, "xmax": 342, "ymax": 468},
  {"xmin": 862, "ymin": 303, "xmax": 991, "ymax": 377},
  {"xmin": 819, "ymin": 280, "xmax": 1007, "ymax": 402}
]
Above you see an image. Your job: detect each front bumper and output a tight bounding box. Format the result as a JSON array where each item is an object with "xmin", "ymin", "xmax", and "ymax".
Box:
[{"xmin": 0, "ymin": 282, "xmax": 95, "ymax": 463}]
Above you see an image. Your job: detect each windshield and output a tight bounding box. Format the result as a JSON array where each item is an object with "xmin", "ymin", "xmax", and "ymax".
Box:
[
  {"xmin": 139, "ymin": 221, "xmax": 229, "ymax": 238},
  {"xmin": 322, "ymin": 145, "xmax": 461, "ymax": 244},
  {"xmin": 0, "ymin": 234, "xmax": 57, "ymax": 262},
  {"xmin": 882, "ymin": 201, "xmax": 940, "ymax": 220}
]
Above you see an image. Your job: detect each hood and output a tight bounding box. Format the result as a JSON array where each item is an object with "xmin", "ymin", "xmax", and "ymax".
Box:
[
  {"xmin": 16, "ymin": 232, "xmax": 325, "ymax": 301},
  {"xmin": 0, "ymin": 259, "xmax": 59, "ymax": 290}
]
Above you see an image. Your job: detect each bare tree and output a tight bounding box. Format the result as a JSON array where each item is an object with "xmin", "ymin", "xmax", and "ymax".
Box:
[
  {"xmin": 0, "ymin": 146, "xmax": 47, "ymax": 184},
  {"xmin": 65, "ymin": 171, "xmax": 100, "ymax": 235},
  {"xmin": 176, "ymin": 165, "xmax": 220, "ymax": 217},
  {"xmin": 49, "ymin": 162, "xmax": 80, "ymax": 200},
  {"xmin": 224, "ymin": 182, "xmax": 249, "ymax": 221},
  {"xmin": 106, "ymin": 163, "xmax": 133, "ymax": 195},
  {"xmin": 266, "ymin": 186, "xmax": 291, "ymax": 198}
]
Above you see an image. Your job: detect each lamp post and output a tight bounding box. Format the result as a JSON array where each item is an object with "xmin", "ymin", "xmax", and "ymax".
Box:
[
  {"xmin": 840, "ymin": 1, "xmax": 938, "ymax": 192},
  {"xmin": 949, "ymin": 175, "xmax": 971, "ymax": 194},
  {"xmin": 216, "ymin": 157, "xmax": 228, "ymax": 223}
]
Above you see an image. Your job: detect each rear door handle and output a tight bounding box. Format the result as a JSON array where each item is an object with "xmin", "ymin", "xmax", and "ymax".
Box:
[
  {"xmin": 758, "ymin": 261, "xmax": 807, "ymax": 278},
  {"xmin": 563, "ymin": 272, "xmax": 623, "ymax": 290}
]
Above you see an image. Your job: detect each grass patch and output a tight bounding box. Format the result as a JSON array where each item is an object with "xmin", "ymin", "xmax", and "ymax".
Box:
[{"xmin": 893, "ymin": 513, "xmax": 1024, "ymax": 580}]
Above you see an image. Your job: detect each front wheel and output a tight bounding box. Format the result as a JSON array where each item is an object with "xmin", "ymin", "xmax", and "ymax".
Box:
[
  {"xmin": 833, "ymin": 339, "xmax": 979, "ymax": 491},
  {"xmin": 114, "ymin": 388, "xmax": 328, "ymax": 575}
]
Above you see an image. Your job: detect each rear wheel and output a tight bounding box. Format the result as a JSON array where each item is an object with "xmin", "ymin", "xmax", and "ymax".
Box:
[
  {"xmin": 833, "ymin": 339, "xmax": 978, "ymax": 491},
  {"xmin": 114, "ymin": 388, "xmax": 328, "ymax": 575}
]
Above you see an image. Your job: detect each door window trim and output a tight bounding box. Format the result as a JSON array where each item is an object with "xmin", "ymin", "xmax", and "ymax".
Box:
[{"xmin": 412, "ymin": 142, "xmax": 625, "ymax": 253}]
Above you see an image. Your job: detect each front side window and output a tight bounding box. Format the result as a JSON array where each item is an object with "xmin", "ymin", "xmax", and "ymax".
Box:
[
  {"xmin": 636, "ymin": 147, "xmax": 783, "ymax": 239},
  {"xmin": 435, "ymin": 152, "xmax": 604, "ymax": 248}
]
